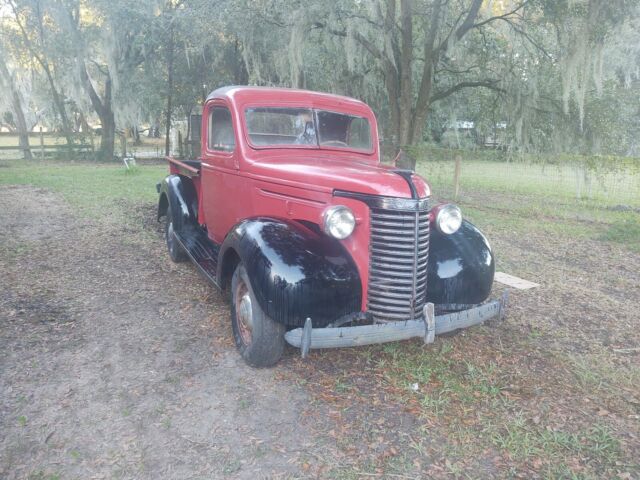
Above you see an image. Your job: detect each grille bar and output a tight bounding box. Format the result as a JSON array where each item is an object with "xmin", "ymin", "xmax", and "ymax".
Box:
[{"xmin": 367, "ymin": 201, "xmax": 430, "ymax": 322}]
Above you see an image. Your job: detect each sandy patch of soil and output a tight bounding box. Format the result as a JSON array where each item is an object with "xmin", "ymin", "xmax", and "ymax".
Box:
[{"xmin": 0, "ymin": 185, "xmax": 329, "ymax": 479}]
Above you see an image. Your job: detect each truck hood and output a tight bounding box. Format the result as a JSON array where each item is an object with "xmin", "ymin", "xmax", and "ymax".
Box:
[{"xmin": 245, "ymin": 153, "xmax": 430, "ymax": 198}]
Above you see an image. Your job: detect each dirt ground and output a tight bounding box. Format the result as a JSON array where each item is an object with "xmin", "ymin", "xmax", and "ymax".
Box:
[
  {"xmin": 1, "ymin": 184, "xmax": 639, "ymax": 479},
  {"xmin": 0, "ymin": 185, "xmax": 336, "ymax": 479}
]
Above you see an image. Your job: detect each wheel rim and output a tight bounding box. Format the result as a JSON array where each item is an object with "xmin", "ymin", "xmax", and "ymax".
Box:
[{"xmin": 234, "ymin": 280, "xmax": 253, "ymax": 346}]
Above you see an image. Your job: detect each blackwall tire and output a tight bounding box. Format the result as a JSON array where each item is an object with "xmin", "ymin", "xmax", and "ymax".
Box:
[
  {"xmin": 230, "ymin": 263, "xmax": 285, "ymax": 367},
  {"xmin": 165, "ymin": 206, "xmax": 187, "ymax": 263}
]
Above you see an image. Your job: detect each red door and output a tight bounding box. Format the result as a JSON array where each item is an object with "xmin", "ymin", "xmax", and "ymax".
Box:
[{"xmin": 201, "ymin": 101, "xmax": 239, "ymax": 244}]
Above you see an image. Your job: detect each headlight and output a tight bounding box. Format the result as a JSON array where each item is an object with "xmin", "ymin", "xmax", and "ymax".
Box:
[
  {"xmin": 323, "ymin": 205, "xmax": 356, "ymax": 239},
  {"xmin": 436, "ymin": 204, "xmax": 462, "ymax": 234}
]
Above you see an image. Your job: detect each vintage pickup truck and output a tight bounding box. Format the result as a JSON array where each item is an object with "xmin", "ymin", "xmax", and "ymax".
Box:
[{"xmin": 157, "ymin": 86, "xmax": 505, "ymax": 366}]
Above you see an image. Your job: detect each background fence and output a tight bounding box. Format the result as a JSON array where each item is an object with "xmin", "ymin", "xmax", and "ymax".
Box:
[
  {"xmin": 0, "ymin": 131, "xmax": 166, "ymax": 161},
  {"xmin": 2, "ymin": 133, "xmax": 639, "ymax": 210},
  {"xmin": 409, "ymin": 145, "xmax": 640, "ymax": 208}
]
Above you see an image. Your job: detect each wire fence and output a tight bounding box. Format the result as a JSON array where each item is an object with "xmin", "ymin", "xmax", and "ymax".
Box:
[
  {"xmin": 409, "ymin": 145, "xmax": 640, "ymax": 208},
  {"xmin": 2, "ymin": 134, "xmax": 639, "ymax": 209}
]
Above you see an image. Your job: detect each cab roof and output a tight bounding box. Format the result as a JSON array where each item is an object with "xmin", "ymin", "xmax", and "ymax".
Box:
[{"xmin": 206, "ymin": 86, "xmax": 371, "ymax": 113}]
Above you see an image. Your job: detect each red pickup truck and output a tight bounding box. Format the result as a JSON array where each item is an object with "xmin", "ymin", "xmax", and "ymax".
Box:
[{"xmin": 158, "ymin": 86, "xmax": 505, "ymax": 366}]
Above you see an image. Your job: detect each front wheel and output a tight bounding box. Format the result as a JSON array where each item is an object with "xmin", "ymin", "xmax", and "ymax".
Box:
[{"xmin": 230, "ymin": 263, "xmax": 285, "ymax": 367}]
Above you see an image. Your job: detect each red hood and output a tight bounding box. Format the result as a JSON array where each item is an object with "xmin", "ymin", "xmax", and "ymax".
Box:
[{"xmin": 245, "ymin": 152, "xmax": 430, "ymax": 198}]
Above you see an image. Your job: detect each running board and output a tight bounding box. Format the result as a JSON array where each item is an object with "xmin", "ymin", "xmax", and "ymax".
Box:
[{"xmin": 174, "ymin": 224, "xmax": 220, "ymax": 287}]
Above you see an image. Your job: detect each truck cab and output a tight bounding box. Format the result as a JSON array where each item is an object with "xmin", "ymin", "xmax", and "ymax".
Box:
[{"xmin": 158, "ymin": 86, "xmax": 503, "ymax": 366}]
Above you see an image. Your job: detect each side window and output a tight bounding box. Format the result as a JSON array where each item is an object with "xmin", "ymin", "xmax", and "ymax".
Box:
[{"xmin": 208, "ymin": 106, "xmax": 235, "ymax": 152}]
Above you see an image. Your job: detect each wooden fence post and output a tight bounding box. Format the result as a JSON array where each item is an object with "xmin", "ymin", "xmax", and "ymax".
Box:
[
  {"xmin": 453, "ymin": 154, "xmax": 461, "ymax": 200},
  {"xmin": 89, "ymin": 129, "xmax": 95, "ymax": 157},
  {"xmin": 178, "ymin": 131, "xmax": 183, "ymax": 158},
  {"xmin": 39, "ymin": 127, "xmax": 44, "ymax": 160}
]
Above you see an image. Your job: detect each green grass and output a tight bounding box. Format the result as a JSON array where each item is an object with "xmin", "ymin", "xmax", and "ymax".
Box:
[
  {"xmin": 601, "ymin": 216, "xmax": 640, "ymax": 251},
  {"xmin": 412, "ymin": 156, "xmax": 640, "ymax": 250},
  {"xmin": 488, "ymin": 415, "xmax": 621, "ymax": 473},
  {"xmin": 27, "ymin": 472, "xmax": 61, "ymax": 480},
  {"xmin": 566, "ymin": 352, "xmax": 640, "ymax": 392},
  {"xmin": 0, "ymin": 160, "xmax": 166, "ymax": 219},
  {"xmin": 377, "ymin": 339, "xmax": 506, "ymax": 413},
  {"xmin": 357, "ymin": 336, "xmax": 632, "ymax": 477},
  {"xmin": 410, "ymin": 145, "xmax": 640, "ymax": 207},
  {"xmin": 416, "ymin": 158, "xmax": 640, "ymax": 207}
]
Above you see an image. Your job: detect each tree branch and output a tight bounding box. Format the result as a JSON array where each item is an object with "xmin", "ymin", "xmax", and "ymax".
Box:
[
  {"xmin": 455, "ymin": 0, "xmax": 483, "ymax": 40},
  {"xmin": 79, "ymin": 60, "xmax": 105, "ymax": 117},
  {"xmin": 313, "ymin": 21, "xmax": 388, "ymax": 63},
  {"xmin": 430, "ymin": 80, "xmax": 505, "ymax": 102},
  {"xmin": 410, "ymin": 0, "xmax": 444, "ymax": 141},
  {"xmin": 89, "ymin": 59, "xmax": 109, "ymax": 77},
  {"xmin": 471, "ymin": 1, "xmax": 528, "ymax": 30},
  {"xmin": 498, "ymin": 17, "xmax": 553, "ymax": 60}
]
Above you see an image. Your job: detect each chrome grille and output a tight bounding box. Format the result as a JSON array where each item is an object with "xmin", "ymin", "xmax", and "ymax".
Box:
[{"xmin": 367, "ymin": 206, "xmax": 430, "ymax": 321}]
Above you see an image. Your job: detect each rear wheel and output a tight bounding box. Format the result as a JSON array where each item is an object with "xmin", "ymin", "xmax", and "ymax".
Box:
[
  {"xmin": 165, "ymin": 205, "xmax": 187, "ymax": 262},
  {"xmin": 230, "ymin": 263, "xmax": 285, "ymax": 367}
]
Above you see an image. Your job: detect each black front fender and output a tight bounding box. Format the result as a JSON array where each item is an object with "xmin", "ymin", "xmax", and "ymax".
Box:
[
  {"xmin": 426, "ymin": 219, "xmax": 495, "ymax": 305},
  {"xmin": 157, "ymin": 174, "xmax": 198, "ymax": 231},
  {"xmin": 218, "ymin": 218, "xmax": 362, "ymax": 328}
]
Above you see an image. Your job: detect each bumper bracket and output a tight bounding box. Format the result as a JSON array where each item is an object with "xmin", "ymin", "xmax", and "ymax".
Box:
[{"xmin": 424, "ymin": 302, "xmax": 435, "ymax": 344}]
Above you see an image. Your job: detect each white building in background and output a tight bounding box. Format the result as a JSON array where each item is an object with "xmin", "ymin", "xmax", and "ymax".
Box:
[
  {"xmin": 170, "ymin": 120, "xmax": 188, "ymax": 156},
  {"xmin": 443, "ymin": 120, "xmax": 507, "ymax": 148}
]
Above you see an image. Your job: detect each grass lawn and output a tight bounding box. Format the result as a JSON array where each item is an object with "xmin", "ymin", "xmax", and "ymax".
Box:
[
  {"xmin": 415, "ymin": 158, "xmax": 640, "ymax": 252},
  {"xmin": 0, "ymin": 160, "xmax": 166, "ymax": 219},
  {"xmin": 417, "ymin": 159, "xmax": 640, "ymax": 207}
]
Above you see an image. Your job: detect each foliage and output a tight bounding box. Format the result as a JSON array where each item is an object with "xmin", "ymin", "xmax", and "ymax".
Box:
[{"xmin": 1, "ymin": 0, "xmax": 639, "ymax": 162}]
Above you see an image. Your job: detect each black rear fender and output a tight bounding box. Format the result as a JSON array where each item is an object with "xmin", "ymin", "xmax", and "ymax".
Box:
[
  {"xmin": 217, "ymin": 218, "xmax": 362, "ymax": 328},
  {"xmin": 157, "ymin": 175, "xmax": 198, "ymax": 231}
]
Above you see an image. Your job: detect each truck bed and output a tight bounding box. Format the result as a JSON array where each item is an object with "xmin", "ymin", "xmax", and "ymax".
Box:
[{"xmin": 167, "ymin": 156, "xmax": 200, "ymax": 177}]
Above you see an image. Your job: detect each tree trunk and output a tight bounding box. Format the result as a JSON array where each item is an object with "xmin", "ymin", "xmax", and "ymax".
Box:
[
  {"xmin": 234, "ymin": 38, "xmax": 249, "ymax": 84},
  {"xmin": 99, "ymin": 109, "xmax": 115, "ymax": 161},
  {"xmin": 410, "ymin": 0, "xmax": 443, "ymax": 146},
  {"xmin": 10, "ymin": 0, "xmax": 74, "ymax": 147},
  {"xmin": 11, "ymin": 89, "xmax": 32, "ymax": 160},
  {"xmin": 165, "ymin": 17, "xmax": 175, "ymax": 157},
  {"xmin": 79, "ymin": 61, "xmax": 114, "ymax": 160},
  {"xmin": 42, "ymin": 64, "xmax": 74, "ymax": 147},
  {"xmin": 0, "ymin": 53, "xmax": 32, "ymax": 160},
  {"xmin": 97, "ymin": 76, "xmax": 115, "ymax": 160},
  {"xmin": 398, "ymin": 0, "xmax": 414, "ymax": 147},
  {"xmin": 385, "ymin": 72, "xmax": 401, "ymax": 148}
]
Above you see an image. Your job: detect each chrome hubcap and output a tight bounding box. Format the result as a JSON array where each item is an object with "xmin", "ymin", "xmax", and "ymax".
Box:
[{"xmin": 235, "ymin": 282, "xmax": 253, "ymax": 345}]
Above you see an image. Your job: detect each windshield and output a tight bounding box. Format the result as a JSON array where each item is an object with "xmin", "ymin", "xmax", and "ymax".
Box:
[{"xmin": 245, "ymin": 107, "xmax": 372, "ymax": 151}]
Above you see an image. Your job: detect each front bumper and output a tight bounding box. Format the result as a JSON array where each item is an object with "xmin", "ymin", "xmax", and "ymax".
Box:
[{"xmin": 284, "ymin": 292, "xmax": 508, "ymax": 357}]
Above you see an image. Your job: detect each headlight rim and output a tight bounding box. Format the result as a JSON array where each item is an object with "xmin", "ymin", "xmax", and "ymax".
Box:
[
  {"xmin": 435, "ymin": 203, "xmax": 463, "ymax": 235},
  {"xmin": 323, "ymin": 205, "xmax": 356, "ymax": 240}
]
